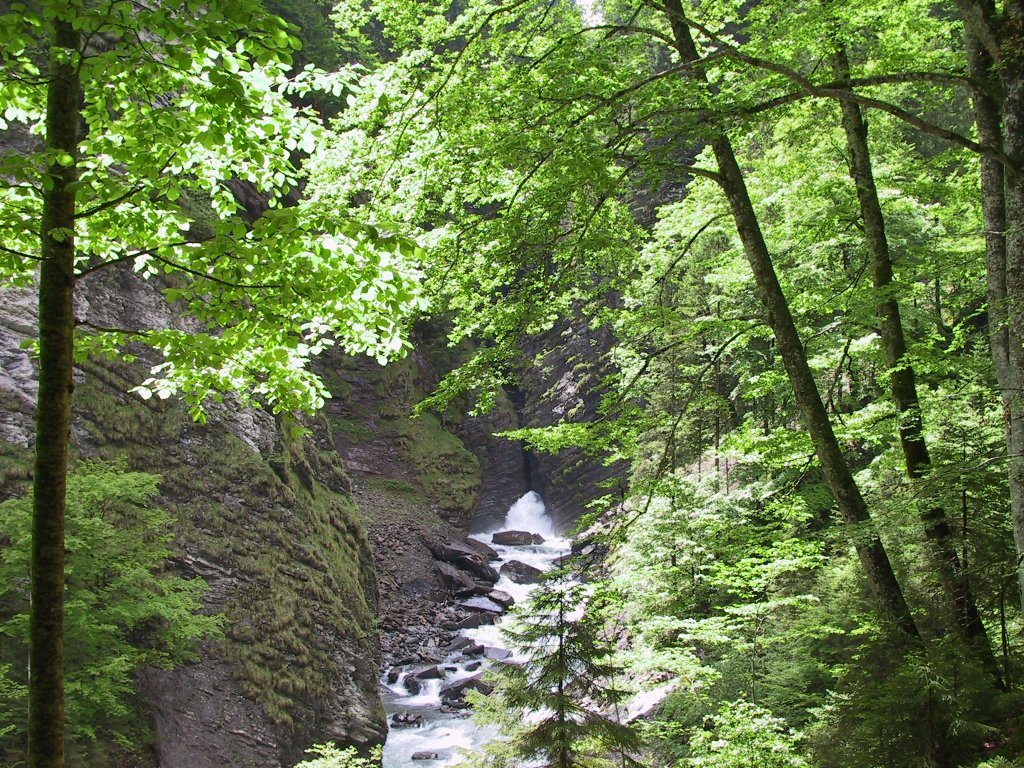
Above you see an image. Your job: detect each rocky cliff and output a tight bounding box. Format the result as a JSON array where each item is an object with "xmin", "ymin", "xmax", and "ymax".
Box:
[
  {"xmin": 0, "ymin": 271, "xmax": 385, "ymax": 767},
  {"xmin": 0, "ymin": 267, "xmax": 622, "ymax": 765}
]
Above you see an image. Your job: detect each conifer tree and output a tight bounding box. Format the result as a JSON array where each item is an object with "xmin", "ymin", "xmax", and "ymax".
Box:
[{"xmin": 471, "ymin": 577, "xmax": 641, "ymax": 768}]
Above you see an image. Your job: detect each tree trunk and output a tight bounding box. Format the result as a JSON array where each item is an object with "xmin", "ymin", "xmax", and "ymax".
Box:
[
  {"xmin": 999, "ymin": 1, "xmax": 1024, "ymax": 615},
  {"xmin": 961, "ymin": 0, "xmax": 1024, "ymax": 614},
  {"xmin": 831, "ymin": 46, "xmax": 1001, "ymax": 681},
  {"xmin": 662, "ymin": 0, "xmax": 921, "ymax": 641},
  {"xmin": 29, "ymin": 19, "xmax": 80, "ymax": 768}
]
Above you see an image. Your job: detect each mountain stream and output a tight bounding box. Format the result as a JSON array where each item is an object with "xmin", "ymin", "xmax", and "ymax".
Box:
[{"xmin": 380, "ymin": 492, "xmax": 569, "ymax": 766}]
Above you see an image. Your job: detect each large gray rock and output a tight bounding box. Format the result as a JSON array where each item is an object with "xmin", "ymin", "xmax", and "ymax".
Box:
[
  {"xmin": 500, "ymin": 560, "xmax": 543, "ymax": 584},
  {"xmin": 492, "ymin": 530, "xmax": 545, "ymax": 546},
  {"xmin": 460, "ymin": 596, "xmax": 505, "ymax": 614},
  {"xmin": 424, "ymin": 538, "xmax": 499, "ymax": 582},
  {"xmin": 440, "ymin": 674, "xmax": 493, "ymax": 703}
]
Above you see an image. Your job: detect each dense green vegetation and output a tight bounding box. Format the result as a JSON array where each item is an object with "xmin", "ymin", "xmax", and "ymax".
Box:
[
  {"xmin": 309, "ymin": 0, "xmax": 1024, "ymax": 765},
  {"xmin": 3, "ymin": 0, "xmax": 1024, "ymax": 766},
  {"xmin": 0, "ymin": 462, "xmax": 219, "ymax": 764}
]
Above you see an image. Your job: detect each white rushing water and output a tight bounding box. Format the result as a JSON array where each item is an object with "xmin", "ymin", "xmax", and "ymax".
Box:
[{"xmin": 381, "ymin": 492, "xmax": 570, "ymax": 766}]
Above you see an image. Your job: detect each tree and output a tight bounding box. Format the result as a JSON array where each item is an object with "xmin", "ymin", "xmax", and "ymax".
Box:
[
  {"xmin": 470, "ymin": 577, "xmax": 640, "ymax": 768},
  {"xmin": 0, "ymin": 3, "xmax": 424, "ymax": 765},
  {"xmin": 0, "ymin": 462, "xmax": 221, "ymax": 763}
]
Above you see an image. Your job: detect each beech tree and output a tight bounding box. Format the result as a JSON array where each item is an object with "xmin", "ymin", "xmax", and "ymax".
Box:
[{"xmin": 0, "ymin": 3, "xmax": 424, "ymax": 766}]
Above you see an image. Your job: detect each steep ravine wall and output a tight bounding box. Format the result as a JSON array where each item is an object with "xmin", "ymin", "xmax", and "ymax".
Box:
[
  {"xmin": 0, "ymin": 273, "xmax": 385, "ymax": 768},
  {"xmin": 0, "ymin": 269, "xmax": 621, "ymax": 765}
]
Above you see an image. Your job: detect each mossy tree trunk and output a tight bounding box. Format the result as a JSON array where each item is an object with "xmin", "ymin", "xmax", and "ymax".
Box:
[
  {"xmin": 30, "ymin": 18, "xmax": 80, "ymax": 768},
  {"xmin": 662, "ymin": 0, "xmax": 921, "ymax": 642}
]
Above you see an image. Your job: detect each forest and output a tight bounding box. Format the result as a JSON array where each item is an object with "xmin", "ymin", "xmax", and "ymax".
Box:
[{"xmin": 1, "ymin": 0, "xmax": 1023, "ymax": 767}]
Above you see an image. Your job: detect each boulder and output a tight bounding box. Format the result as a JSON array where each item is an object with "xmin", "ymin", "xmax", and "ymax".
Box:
[
  {"xmin": 391, "ymin": 711, "xmax": 424, "ymax": 728},
  {"xmin": 413, "ymin": 666, "xmax": 444, "ymax": 680},
  {"xmin": 461, "ymin": 596, "xmax": 504, "ymax": 614},
  {"xmin": 487, "ymin": 589, "xmax": 515, "ymax": 609},
  {"xmin": 491, "ymin": 530, "xmax": 545, "ymax": 546},
  {"xmin": 435, "ymin": 562, "xmax": 476, "ymax": 592},
  {"xmin": 403, "ymin": 675, "xmax": 422, "ymax": 695},
  {"xmin": 462, "ymin": 538, "xmax": 500, "ymax": 561},
  {"xmin": 499, "ymin": 559, "xmax": 543, "ymax": 584},
  {"xmin": 447, "ymin": 636, "xmax": 477, "ymax": 653},
  {"xmin": 456, "ymin": 613, "xmax": 494, "ymax": 630},
  {"xmin": 453, "ymin": 582, "xmax": 493, "ymax": 598},
  {"xmin": 412, "ymin": 752, "xmax": 440, "ymax": 761},
  {"xmin": 484, "ymin": 647, "xmax": 512, "ymax": 661},
  {"xmin": 424, "ymin": 538, "xmax": 499, "ymax": 582},
  {"xmin": 440, "ymin": 674, "xmax": 493, "ymax": 703}
]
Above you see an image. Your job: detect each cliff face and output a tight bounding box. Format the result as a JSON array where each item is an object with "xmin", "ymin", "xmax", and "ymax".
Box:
[
  {"xmin": 0, "ymin": 268, "xmax": 621, "ymax": 765},
  {"xmin": 520, "ymin": 319, "xmax": 629, "ymax": 531},
  {"xmin": 0, "ymin": 271, "xmax": 385, "ymax": 767}
]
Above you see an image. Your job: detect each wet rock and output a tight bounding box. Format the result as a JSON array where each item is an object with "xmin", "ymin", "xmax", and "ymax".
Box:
[
  {"xmin": 424, "ymin": 538, "xmax": 500, "ymax": 582},
  {"xmin": 464, "ymin": 661, "xmax": 482, "ymax": 672},
  {"xmin": 453, "ymin": 582, "xmax": 493, "ymax": 598},
  {"xmin": 386, "ymin": 668, "xmax": 401, "ymax": 685},
  {"xmin": 456, "ymin": 613, "xmax": 495, "ymax": 630},
  {"xmin": 391, "ymin": 711, "xmax": 425, "ymax": 728},
  {"xmin": 487, "ymin": 589, "xmax": 515, "ymax": 609},
  {"xmin": 403, "ymin": 676, "xmax": 422, "ymax": 695},
  {"xmin": 462, "ymin": 538, "xmax": 500, "ymax": 561},
  {"xmin": 435, "ymin": 561, "xmax": 477, "ymax": 592},
  {"xmin": 447, "ymin": 636, "xmax": 477, "ymax": 652},
  {"xmin": 462, "ymin": 643, "xmax": 486, "ymax": 658},
  {"xmin": 440, "ymin": 674, "xmax": 494, "ymax": 703},
  {"xmin": 412, "ymin": 752, "xmax": 440, "ymax": 761},
  {"xmin": 461, "ymin": 596, "xmax": 504, "ymax": 614},
  {"xmin": 484, "ymin": 647, "xmax": 512, "ymax": 661},
  {"xmin": 500, "ymin": 559, "xmax": 543, "ymax": 584},
  {"xmin": 492, "ymin": 530, "xmax": 545, "ymax": 546},
  {"xmin": 413, "ymin": 666, "xmax": 444, "ymax": 680}
]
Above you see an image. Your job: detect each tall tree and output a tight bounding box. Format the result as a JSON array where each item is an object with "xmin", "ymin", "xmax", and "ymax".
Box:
[
  {"xmin": 0, "ymin": 3, "xmax": 424, "ymax": 765},
  {"xmin": 659, "ymin": 0, "xmax": 921, "ymax": 640},
  {"xmin": 829, "ymin": 43, "xmax": 1000, "ymax": 679}
]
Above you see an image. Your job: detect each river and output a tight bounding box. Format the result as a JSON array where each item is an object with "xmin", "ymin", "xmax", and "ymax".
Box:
[{"xmin": 380, "ymin": 491, "xmax": 569, "ymax": 766}]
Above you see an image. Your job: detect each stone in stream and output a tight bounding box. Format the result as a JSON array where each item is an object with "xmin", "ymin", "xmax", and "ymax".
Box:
[
  {"xmin": 465, "ymin": 661, "xmax": 482, "ymax": 672},
  {"xmin": 434, "ymin": 561, "xmax": 476, "ymax": 592},
  {"xmin": 412, "ymin": 665, "xmax": 444, "ymax": 680},
  {"xmin": 453, "ymin": 582, "xmax": 493, "ymax": 598},
  {"xmin": 403, "ymin": 675, "xmax": 422, "ymax": 695},
  {"xmin": 491, "ymin": 530, "xmax": 545, "ymax": 546},
  {"xmin": 487, "ymin": 589, "xmax": 515, "ymax": 609},
  {"xmin": 455, "ymin": 612, "xmax": 495, "ymax": 629},
  {"xmin": 412, "ymin": 752, "xmax": 440, "ymax": 761},
  {"xmin": 391, "ymin": 711, "xmax": 425, "ymax": 728},
  {"xmin": 499, "ymin": 559, "xmax": 543, "ymax": 584},
  {"xmin": 440, "ymin": 673, "xmax": 494, "ymax": 703},
  {"xmin": 447, "ymin": 636, "xmax": 477, "ymax": 652},
  {"xmin": 386, "ymin": 668, "xmax": 401, "ymax": 685},
  {"xmin": 462, "ymin": 643, "xmax": 485, "ymax": 658},
  {"xmin": 424, "ymin": 538, "xmax": 500, "ymax": 582},
  {"xmin": 484, "ymin": 647, "xmax": 512, "ymax": 661},
  {"xmin": 462, "ymin": 538, "xmax": 500, "ymax": 561},
  {"xmin": 461, "ymin": 596, "xmax": 505, "ymax": 614}
]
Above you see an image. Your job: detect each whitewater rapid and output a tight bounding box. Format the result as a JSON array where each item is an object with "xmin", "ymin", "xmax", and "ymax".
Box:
[{"xmin": 380, "ymin": 492, "xmax": 569, "ymax": 766}]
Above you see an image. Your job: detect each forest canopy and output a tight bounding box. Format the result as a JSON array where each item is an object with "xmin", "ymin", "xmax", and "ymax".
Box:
[{"xmin": 3, "ymin": 0, "xmax": 1024, "ymax": 766}]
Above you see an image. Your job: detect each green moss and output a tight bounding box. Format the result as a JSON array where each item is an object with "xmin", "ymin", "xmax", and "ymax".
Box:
[
  {"xmin": 329, "ymin": 415, "xmax": 375, "ymax": 444},
  {"xmin": 0, "ymin": 357, "xmax": 384, "ymax": 754},
  {"xmin": 396, "ymin": 412, "xmax": 481, "ymax": 517}
]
